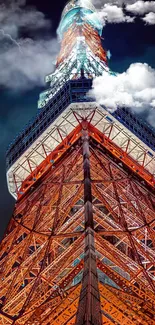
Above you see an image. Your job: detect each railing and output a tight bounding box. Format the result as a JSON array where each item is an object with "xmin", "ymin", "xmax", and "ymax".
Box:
[
  {"xmin": 6, "ymin": 78, "xmax": 155, "ymax": 170},
  {"xmin": 6, "ymin": 79, "xmax": 93, "ymax": 170}
]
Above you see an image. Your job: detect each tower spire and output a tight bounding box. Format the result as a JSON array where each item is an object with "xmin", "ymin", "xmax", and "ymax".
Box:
[{"xmin": 38, "ymin": 0, "xmax": 109, "ymax": 108}]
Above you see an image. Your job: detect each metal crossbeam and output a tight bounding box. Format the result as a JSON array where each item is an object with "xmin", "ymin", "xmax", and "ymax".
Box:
[{"xmin": 1, "ymin": 127, "xmax": 155, "ymax": 325}]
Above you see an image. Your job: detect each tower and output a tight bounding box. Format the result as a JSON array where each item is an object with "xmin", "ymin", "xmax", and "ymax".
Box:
[{"xmin": 1, "ymin": 0, "xmax": 155, "ymax": 324}]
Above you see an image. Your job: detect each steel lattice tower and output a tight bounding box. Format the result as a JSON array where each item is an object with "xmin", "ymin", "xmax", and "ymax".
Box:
[{"xmin": 1, "ymin": 1, "xmax": 155, "ymax": 324}]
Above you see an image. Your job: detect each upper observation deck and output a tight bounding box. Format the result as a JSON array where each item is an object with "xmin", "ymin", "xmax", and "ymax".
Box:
[
  {"xmin": 6, "ymin": 78, "xmax": 155, "ymax": 199},
  {"xmin": 6, "ymin": 79, "xmax": 155, "ymax": 172}
]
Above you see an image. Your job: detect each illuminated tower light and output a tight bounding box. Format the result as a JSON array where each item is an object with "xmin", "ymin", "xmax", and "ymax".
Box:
[{"xmin": 1, "ymin": 0, "xmax": 155, "ymax": 324}]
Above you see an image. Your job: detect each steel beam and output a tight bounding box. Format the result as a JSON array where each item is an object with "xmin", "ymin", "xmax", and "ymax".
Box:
[{"xmin": 75, "ymin": 123, "xmax": 102, "ymax": 325}]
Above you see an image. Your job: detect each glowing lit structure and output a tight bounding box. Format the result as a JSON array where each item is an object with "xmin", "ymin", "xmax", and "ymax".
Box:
[
  {"xmin": 38, "ymin": 0, "xmax": 110, "ymax": 108},
  {"xmin": 1, "ymin": 0, "xmax": 155, "ymax": 324}
]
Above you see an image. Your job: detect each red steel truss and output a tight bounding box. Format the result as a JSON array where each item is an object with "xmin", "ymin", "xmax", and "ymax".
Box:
[
  {"xmin": 16, "ymin": 120, "xmax": 155, "ymax": 200},
  {"xmin": 0, "ymin": 120, "xmax": 155, "ymax": 324}
]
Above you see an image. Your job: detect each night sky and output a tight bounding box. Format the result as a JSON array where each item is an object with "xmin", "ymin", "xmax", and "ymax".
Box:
[{"xmin": 0, "ymin": 0, "xmax": 155, "ymax": 240}]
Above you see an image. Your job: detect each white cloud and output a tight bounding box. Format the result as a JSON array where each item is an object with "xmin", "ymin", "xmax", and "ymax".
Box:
[
  {"xmin": 142, "ymin": 12, "xmax": 155, "ymax": 24},
  {"xmin": 126, "ymin": 1, "xmax": 155, "ymax": 15},
  {"xmin": 89, "ymin": 63, "xmax": 155, "ymax": 126},
  {"xmin": 102, "ymin": 4, "xmax": 129, "ymax": 23},
  {"xmin": 0, "ymin": 38, "xmax": 59, "ymax": 90},
  {"xmin": 151, "ymin": 99, "xmax": 155, "ymax": 107},
  {"xmin": 93, "ymin": 0, "xmax": 155, "ymax": 25},
  {"xmin": 98, "ymin": 4, "xmax": 135, "ymax": 24},
  {"xmin": 0, "ymin": 0, "xmax": 59, "ymax": 90},
  {"xmin": 92, "ymin": 0, "xmax": 135, "ymax": 8},
  {"xmin": 0, "ymin": 0, "xmax": 51, "ymax": 38}
]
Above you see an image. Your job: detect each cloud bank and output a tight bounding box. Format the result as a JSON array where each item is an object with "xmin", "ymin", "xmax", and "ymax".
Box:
[
  {"xmin": 89, "ymin": 63, "xmax": 155, "ymax": 126},
  {"xmin": 92, "ymin": 0, "xmax": 135, "ymax": 8},
  {"xmin": 97, "ymin": 4, "xmax": 134, "ymax": 24},
  {"xmin": 126, "ymin": 0, "xmax": 155, "ymax": 25},
  {"xmin": 0, "ymin": 0, "xmax": 59, "ymax": 90},
  {"xmin": 0, "ymin": 38, "xmax": 59, "ymax": 90},
  {"xmin": 0, "ymin": 0, "xmax": 51, "ymax": 38},
  {"xmin": 142, "ymin": 12, "xmax": 155, "ymax": 25},
  {"xmin": 126, "ymin": 1, "xmax": 155, "ymax": 15},
  {"xmin": 92, "ymin": 0, "xmax": 155, "ymax": 25}
]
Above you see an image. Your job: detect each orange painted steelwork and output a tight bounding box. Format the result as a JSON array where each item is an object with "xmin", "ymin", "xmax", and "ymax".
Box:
[
  {"xmin": 57, "ymin": 23, "xmax": 107, "ymax": 67},
  {"xmin": 17, "ymin": 121, "xmax": 155, "ymax": 201},
  {"xmin": 0, "ymin": 121, "xmax": 155, "ymax": 324},
  {"xmin": 1, "ymin": 0, "xmax": 155, "ymax": 321}
]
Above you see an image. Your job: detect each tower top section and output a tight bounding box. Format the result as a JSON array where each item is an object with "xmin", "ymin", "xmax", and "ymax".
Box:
[
  {"xmin": 58, "ymin": 0, "xmax": 103, "ymax": 39},
  {"xmin": 38, "ymin": 0, "xmax": 109, "ymax": 108},
  {"xmin": 6, "ymin": 0, "xmax": 155, "ymax": 200},
  {"xmin": 61, "ymin": 0, "xmax": 96, "ymax": 19}
]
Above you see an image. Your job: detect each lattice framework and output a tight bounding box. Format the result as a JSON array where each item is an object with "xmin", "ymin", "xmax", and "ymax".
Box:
[{"xmin": 0, "ymin": 121, "xmax": 155, "ymax": 324}]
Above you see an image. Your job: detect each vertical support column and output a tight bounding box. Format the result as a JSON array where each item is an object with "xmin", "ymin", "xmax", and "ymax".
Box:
[{"xmin": 75, "ymin": 123, "xmax": 102, "ymax": 325}]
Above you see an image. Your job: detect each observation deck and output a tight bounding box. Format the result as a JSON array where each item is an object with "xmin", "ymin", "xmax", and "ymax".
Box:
[
  {"xmin": 6, "ymin": 78, "xmax": 155, "ymax": 199},
  {"xmin": 7, "ymin": 79, "xmax": 155, "ymax": 171}
]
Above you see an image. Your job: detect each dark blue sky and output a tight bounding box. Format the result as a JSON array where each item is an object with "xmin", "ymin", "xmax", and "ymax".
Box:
[{"xmin": 0, "ymin": 0, "xmax": 155, "ymax": 239}]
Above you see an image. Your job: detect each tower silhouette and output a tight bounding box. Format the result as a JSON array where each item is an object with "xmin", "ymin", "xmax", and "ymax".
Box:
[{"xmin": 1, "ymin": 1, "xmax": 155, "ymax": 324}]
